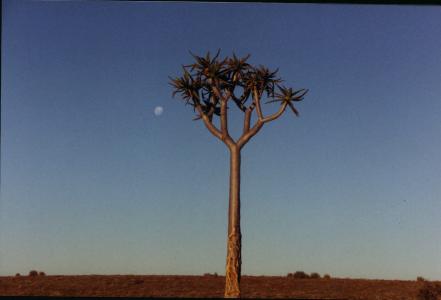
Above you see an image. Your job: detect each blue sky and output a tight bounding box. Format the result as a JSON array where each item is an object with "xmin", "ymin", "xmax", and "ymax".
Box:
[{"xmin": 1, "ymin": 1, "xmax": 440, "ymax": 280}]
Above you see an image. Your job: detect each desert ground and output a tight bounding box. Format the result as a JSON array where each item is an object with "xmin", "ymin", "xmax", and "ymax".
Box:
[{"xmin": 1, "ymin": 274, "xmax": 439, "ymax": 299}]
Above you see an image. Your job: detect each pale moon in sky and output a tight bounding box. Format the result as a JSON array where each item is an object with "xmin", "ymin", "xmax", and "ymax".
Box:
[{"xmin": 154, "ymin": 106, "xmax": 164, "ymax": 116}]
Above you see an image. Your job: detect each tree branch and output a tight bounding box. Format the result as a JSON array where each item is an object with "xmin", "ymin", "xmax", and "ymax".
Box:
[
  {"xmin": 242, "ymin": 107, "xmax": 253, "ymax": 134},
  {"xmin": 220, "ymin": 99, "xmax": 229, "ymax": 135},
  {"xmin": 211, "ymin": 82, "xmax": 225, "ymax": 103},
  {"xmin": 195, "ymin": 103, "xmax": 223, "ymax": 140},
  {"xmin": 238, "ymin": 98, "xmax": 288, "ymax": 149},
  {"xmin": 201, "ymin": 86, "xmax": 235, "ymax": 147},
  {"xmin": 237, "ymin": 119, "xmax": 263, "ymax": 149},
  {"xmin": 253, "ymin": 88, "xmax": 264, "ymax": 121},
  {"xmin": 209, "ymin": 85, "xmax": 235, "ymax": 145},
  {"xmin": 261, "ymin": 102, "xmax": 288, "ymax": 123},
  {"xmin": 237, "ymin": 88, "xmax": 266, "ymax": 149},
  {"xmin": 230, "ymin": 86, "xmax": 247, "ymax": 112}
]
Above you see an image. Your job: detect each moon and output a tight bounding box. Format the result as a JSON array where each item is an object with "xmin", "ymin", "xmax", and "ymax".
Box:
[{"xmin": 154, "ymin": 106, "xmax": 164, "ymax": 116}]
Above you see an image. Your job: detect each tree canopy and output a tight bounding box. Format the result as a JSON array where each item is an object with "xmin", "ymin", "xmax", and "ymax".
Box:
[{"xmin": 170, "ymin": 50, "xmax": 308, "ymax": 148}]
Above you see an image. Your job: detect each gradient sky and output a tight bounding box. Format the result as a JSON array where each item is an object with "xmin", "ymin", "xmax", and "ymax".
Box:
[{"xmin": 2, "ymin": 1, "xmax": 441, "ymax": 280}]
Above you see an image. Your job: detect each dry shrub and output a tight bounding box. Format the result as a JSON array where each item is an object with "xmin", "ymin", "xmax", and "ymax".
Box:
[
  {"xmin": 310, "ymin": 272, "xmax": 321, "ymax": 279},
  {"xmin": 15, "ymin": 273, "xmax": 20, "ymax": 277},
  {"xmin": 293, "ymin": 271, "xmax": 309, "ymax": 279},
  {"xmin": 28, "ymin": 270, "xmax": 38, "ymax": 277},
  {"xmin": 287, "ymin": 273, "xmax": 293, "ymax": 278},
  {"xmin": 418, "ymin": 277, "xmax": 427, "ymax": 282},
  {"xmin": 38, "ymin": 271, "xmax": 46, "ymax": 276},
  {"xmin": 323, "ymin": 274, "xmax": 331, "ymax": 279},
  {"xmin": 203, "ymin": 272, "xmax": 218, "ymax": 277},
  {"xmin": 417, "ymin": 282, "xmax": 441, "ymax": 300}
]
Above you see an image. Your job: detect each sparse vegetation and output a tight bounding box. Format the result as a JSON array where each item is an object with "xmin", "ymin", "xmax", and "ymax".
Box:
[
  {"xmin": 418, "ymin": 277, "xmax": 427, "ymax": 282},
  {"xmin": 39, "ymin": 272, "xmax": 46, "ymax": 276},
  {"xmin": 288, "ymin": 272, "xmax": 325, "ymax": 279},
  {"xmin": 323, "ymin": 274, "xmax": 331, "ymax": 279},
  {"xmin": 0, "ymin": 275, "xmax": 428, "ymax": 298},
  {"xmin": 15, "ymin": 273, "xmax": 20, "ymax": 277},
  {"xmin": 204, "ymin": 272, "xmax": 219, "ymax": 277}
]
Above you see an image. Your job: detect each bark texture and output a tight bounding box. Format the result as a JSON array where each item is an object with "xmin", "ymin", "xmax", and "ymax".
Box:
[{"xmin": 224, "ymin": 147, "xmax": 242, "ymax": 298}]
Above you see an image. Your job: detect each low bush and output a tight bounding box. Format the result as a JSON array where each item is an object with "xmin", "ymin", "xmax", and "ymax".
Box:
[
  {"xmin": 287, "ymin": 273, "xmax": 293, "ymax": 278},
  {"xmin": 293, "ymin": 271, "xmax": 309, "ymax": 279},
  {"xmin": 418, "ymin": 277, "xmax": 427, "ymax": 282},
  {"xmin": 310, "ymin": 272, "xmax": 321, "ymax": 279},
  {"xmin": 15, "ymin": 273, "xmax": 20, "ymax": 277},
  {"xmin": 203, "ymin": 272, "xmax": 218, "ymax": 277},
  {"xmin": 323, "ymin": 274, "xmax": 331, "ymax": 279},
  {"xmin": 28, "ymin": 270, "xmax": 46, "ymax": 277}
]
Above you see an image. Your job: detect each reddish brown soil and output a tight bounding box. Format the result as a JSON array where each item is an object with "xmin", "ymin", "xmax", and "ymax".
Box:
[{"xmin": 0, "ymin": 275, "xmax": 430, "ymax": 299}]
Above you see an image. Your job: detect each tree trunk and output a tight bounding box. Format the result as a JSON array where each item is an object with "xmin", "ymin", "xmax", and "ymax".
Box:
[{"xmin": 224, "ymin": 146, "xmax": 242, "ymax": 298}]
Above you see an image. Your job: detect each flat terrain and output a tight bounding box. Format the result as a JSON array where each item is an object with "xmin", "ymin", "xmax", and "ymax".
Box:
[{"xmin": 0, "ymin": 275, "xmax": 431, "ymax": 299}]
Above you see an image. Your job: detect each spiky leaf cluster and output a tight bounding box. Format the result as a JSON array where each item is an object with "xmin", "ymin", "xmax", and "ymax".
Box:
[
  {"xmin": 170, "ymin": 50, "xmax": 305, "ymax": 119},
  {"xmin": 266, "ymin": 85, "xmax": 308, "ymax": 116}
]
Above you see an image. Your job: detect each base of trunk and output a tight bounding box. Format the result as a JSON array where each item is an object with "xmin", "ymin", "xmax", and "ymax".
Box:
[{"xmin": 224, "ymin": 230, "xmax": 241, "ymax": 298}]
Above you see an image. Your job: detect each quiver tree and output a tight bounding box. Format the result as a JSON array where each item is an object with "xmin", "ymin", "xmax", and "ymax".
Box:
[{"xmin": 170, "ymin": 50, "xmax": 307, "ymax": 298}]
